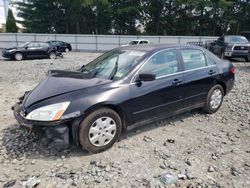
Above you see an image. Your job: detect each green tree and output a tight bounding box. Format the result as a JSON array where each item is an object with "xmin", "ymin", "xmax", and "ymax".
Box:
[{"xmin": 6, "ymin": 9, "xmax": 18, "ymax": 33}]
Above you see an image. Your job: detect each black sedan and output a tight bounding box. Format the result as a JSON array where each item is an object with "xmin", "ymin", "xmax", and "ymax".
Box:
[
  {"xmin": 2, "ymin": 42, "xmax": 58, "ymax": 61},
  {"xmin": 47, "ymin": 41, "xmax": 72, "ymax": 52},
  {"xmin": 13, "ymin": 44, "xmax": 235, "ymax": 153}
]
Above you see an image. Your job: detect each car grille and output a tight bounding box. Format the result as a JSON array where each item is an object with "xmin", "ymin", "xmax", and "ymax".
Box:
[{"xmin": 233, "ymin": 46, "xmax": 249, "ymax": 50}]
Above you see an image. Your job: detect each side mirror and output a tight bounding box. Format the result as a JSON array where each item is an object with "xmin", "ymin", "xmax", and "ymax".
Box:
[{"xmin": 136, "ymin": 73, "xmax": 156, "ymax": 82}]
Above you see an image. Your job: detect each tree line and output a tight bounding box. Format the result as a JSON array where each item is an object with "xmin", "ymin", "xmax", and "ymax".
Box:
[{"xmin": 10, "ymin": 0, "xmax": 250, "ymax": 35}]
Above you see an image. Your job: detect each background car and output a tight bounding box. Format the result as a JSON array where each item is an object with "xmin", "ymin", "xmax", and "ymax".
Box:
[
  {"xmin": 14, "ymin": 44, "xmax": 235, "ymax": 153},
  {"xmin": 47, "ymin": 41, "xmax": 72, "ymax": 52},
  {"xmin": 122, "ymin": 39, "xmax": 149, "ymax": 46},
  {"xmin": 209, "ymin": 35, "xmax": 250, "ymax": 61},
  {"xmin": 2, "ymin": 41, "xmax": 58, "ymax": 61}
]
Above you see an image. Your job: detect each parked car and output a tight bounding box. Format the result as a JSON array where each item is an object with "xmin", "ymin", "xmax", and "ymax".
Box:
[
  {"xmin": 47, "ymin": 41, "xmax": 72, "ymax": 52},
  {"xmin": 123, "ymin": 39, "xmax": 149, "ymax": 46},
  {"xmin": 13, "ymin": 44, "xmax": 235, "ymax": 153},
  {"xmin": 209, "ymin": 35, "xmax": 250, "ymax": 61},
  {"xmin": 2, "ymin": 42, "xmax": 58, "ymax": 61},
  {"xmin": 241, "ymin": 31, "xmax": 250, "ymax": 42}
]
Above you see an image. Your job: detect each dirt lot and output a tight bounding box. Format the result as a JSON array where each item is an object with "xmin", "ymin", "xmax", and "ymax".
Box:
[{"xmin": 0, "ymin": 52, "xmax": 249, "ymax": 188}]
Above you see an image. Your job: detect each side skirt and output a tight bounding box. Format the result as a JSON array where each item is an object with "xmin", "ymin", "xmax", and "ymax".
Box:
[{"xmin": 126, "ymin": 103, "xmax": 205, "ymax": 131}]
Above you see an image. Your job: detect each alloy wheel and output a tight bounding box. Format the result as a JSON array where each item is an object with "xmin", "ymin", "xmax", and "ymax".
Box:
[{"xmin": 210, "ymin": 89, "xmax": 222, "ymax": 109}]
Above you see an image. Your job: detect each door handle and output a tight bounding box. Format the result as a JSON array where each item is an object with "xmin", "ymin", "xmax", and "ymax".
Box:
[
  {"xmin": 172, "ymin": 79, "xmax": 183, "ymax": 85},
  {"xmin": 208, "ymin": 70, "xmax": 216, "ymax": 75}
]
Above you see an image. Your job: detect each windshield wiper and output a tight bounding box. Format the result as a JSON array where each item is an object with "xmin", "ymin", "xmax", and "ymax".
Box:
[{"xmin": 109, "ymin": 57, "xmax": 119, "ymax": 80}]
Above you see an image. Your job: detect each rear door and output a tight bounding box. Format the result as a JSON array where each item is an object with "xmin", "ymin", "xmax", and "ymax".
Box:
[
  {"xmin": 128, "ymin": 49, "xmax": 185, "ymax": 123},
  {"xmin": 26, "ymin": 42, "xmax": 42, "ymax": 58},
  {"xmin": 179, "ymin": 48, "xmax": 218, "ymax": 107},
  {"xmin": 39, "ymin": 42, "xmax": 50, "ymax": 57}
]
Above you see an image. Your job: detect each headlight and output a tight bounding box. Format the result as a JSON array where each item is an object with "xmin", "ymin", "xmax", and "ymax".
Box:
[
  {"xmin": 225, "ymin": 45, "xmax": 233, "ymax": 51},
  {"xmin": 26, "ymin": 102, "xmax": 70, "ymax": 121}
]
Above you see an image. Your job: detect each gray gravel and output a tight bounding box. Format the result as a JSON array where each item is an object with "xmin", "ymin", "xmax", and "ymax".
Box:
[{"xmin": 0, "ymin": 52, "xmax": 249, "ymax": 188}]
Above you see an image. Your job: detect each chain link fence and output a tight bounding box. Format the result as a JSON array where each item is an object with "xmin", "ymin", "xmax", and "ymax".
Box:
[{"xmin": 0, "ymin": 33, "xmax": 218, "ymax": 51}]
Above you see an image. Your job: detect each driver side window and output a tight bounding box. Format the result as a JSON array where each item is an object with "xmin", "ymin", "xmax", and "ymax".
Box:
[{"xmin": 140, "ymin": 49, "xmax": 179, "ymax": 78}]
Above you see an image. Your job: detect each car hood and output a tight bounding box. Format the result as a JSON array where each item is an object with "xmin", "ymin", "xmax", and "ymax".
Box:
[
  {"xmin": 23, "ymin": 70, "xmax": 111, "ymax": 108},
  {"xmin": 5, "ymin": 47, "xmax": 17, "ymax": 51}
]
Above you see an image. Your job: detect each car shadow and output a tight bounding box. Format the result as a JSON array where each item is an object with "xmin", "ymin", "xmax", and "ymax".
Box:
[
  {"xmin": 1, "ymin": 109, "xmax": 205, "ymax": 160},
  {"xmin": 120, "ymin": 108, "xmax": 203, "ymax": 140}
]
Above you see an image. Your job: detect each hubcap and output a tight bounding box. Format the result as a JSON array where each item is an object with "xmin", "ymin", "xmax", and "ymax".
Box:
[
  {"xmin": 65, "ymin": 48, "xmax": 69, "ymax": 52},
  {"xmin": 210, "ymin": 89, "xmax": 222, "ymax": 109},
  {"xmin": 88, "ymin": 117, "xmax": 117, "ymax": 147},
  {"xmin": 15, "ymin": 53, "xmax": 22, "ymax": 60}
]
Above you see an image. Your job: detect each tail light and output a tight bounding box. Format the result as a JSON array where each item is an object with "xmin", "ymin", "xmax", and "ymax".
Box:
[{"xmin": 230, "ymin": 66, "xmax": 236, "ymax": 74}]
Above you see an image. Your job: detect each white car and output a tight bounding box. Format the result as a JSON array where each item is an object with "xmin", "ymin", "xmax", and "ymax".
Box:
[{"xmin": 123, "ymin": 40, "xmax": 149, "ymax": 46}]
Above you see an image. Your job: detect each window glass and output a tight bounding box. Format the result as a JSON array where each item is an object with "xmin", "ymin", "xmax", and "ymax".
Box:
[
  {"xmin": 140, "ymin": 49, "xmax": 178, "ymax": 78},
  {"xmin": 27, "ymin": 42, "xmax": 39, "ymax": 47},
  {"xmin": 139, "ymin": 41, "xmax": 148, "ymax": 44},
  {"xmin": 204, "ymin": 53, "xmax": 215, "ymax": 66},
  {"xmin": 40, "ymin": 43, "xmax": 49, "ymax": 47},
  {"xmin": 181, "ymin": 49, "xmax": 206, "ymax": 70}
]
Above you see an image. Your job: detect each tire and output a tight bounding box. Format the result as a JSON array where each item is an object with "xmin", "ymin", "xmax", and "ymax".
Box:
[
  {"xmin": 79, "ymin": 108, "xmax": 122, "ymax": 153},
  {"xmin": 49, "ymin": 51, "xmax": 56, "ymax": 59},
  {"xmin": 245, "ymin": 54, "xmax": 250, "ymax": 62},
  {"xmin": 203, "ymin": 85, "xmax": 224, "ymax": 114},
  {"xmin": 65, "ymin": 48, "xmax": 69, "ymax": 53},
  {"xmin": 14, "ymin": 52, "xmax": 23, "ymax": 61}
]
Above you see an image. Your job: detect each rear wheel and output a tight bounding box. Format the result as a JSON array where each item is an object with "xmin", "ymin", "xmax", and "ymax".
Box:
[
  {"xmin": 49, "ymin": 51, "xmax": 56, "ymax": 59},
  {"xmin": 203, "ymin": 85, "xmax": 224, "ymax": 114},
  {"xmin": 79, "ymin": 108, "xmax": 122, "ymax": 153},
  {"xmin": 14, "ymin": 53, "xmax": 23, "ymax": 61}
]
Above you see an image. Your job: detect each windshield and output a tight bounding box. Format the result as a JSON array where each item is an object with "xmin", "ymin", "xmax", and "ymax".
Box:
[
  {"xmin": 80, "ymin": 50, "xmax": 145, "ymax": 80},
  {"xmin": 129, "ymin": 41, "xmax": 139, "ymax": 45},
  {"xmin": 18, "ymin": 42, "xmax": 30, "ymax": 47},
  {"xmin": 225, "ymin": 36, "xmax": 248, "ymax": 44}
]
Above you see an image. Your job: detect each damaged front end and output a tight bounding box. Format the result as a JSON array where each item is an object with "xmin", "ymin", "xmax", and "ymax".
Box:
[{"xmin": 13, "ymin": 94, "xmax": 80, "ymax": 150}]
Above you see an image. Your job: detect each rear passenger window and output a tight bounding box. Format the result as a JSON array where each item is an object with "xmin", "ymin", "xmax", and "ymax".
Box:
[
  {"xmin": 181, "ymin": 49, "xmax": 206, "ymax": 70},
  {"xmin": 140, "ymin": 49, "xmax": 179, "ymax": 78},
  {"xmin": 204, "ymin": 54, "xmax": 215, "ymax": 65}
]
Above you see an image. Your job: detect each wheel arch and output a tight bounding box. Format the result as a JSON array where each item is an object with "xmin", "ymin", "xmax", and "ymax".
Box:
[
  {"xmin": 216, "ymin": 81, "xmax": 227, "ymax": 95},
  {"xmin": 83, "ymin": 103, "xmax": 128, "ymax": 130}
]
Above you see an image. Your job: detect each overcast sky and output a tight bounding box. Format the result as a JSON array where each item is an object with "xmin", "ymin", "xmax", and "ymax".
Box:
[{"xmin": 0, "ymin": 0, "xmax": 6, "ymax": 24}]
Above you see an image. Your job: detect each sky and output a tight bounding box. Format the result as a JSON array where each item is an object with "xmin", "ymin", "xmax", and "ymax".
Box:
[
  {"xmin": 0, "ymin": 0, "xmax": 7, "ymax": 24},
  {"xmin": 0, "ymin": 0, "xmax": 22, "ymax": 28}
]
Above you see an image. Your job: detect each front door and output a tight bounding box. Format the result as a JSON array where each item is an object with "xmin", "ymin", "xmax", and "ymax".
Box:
[{"xmin": 128, "ymin": 49, "xmax": 185, "ymax": 124}]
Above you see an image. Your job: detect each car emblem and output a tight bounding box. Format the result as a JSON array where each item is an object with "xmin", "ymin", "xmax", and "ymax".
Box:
[{"xmin": 241, "ymin": 46, "xmax": 244, "ymax": 49}]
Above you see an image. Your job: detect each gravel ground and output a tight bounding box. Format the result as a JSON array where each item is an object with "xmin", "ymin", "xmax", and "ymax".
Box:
[{"xmin": 0, "ymin": 52, "xmax": 249, "ymax": 188}]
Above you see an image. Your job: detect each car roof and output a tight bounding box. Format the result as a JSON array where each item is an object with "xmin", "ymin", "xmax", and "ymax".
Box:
[{"xmin": 117, "ymin": 44, "xmax": 204, "ymax": 52}]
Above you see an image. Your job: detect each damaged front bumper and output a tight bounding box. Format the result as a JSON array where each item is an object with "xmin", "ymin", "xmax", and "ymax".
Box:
[{"xmin": 13, "ymin": 103, "xmax": 73, "ymax": 149}]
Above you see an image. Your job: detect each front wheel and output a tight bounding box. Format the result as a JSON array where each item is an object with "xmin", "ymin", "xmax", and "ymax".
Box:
[
  {"xmin": 79, "ymin": 108, "xmax": 122, "ymax": 153},
  {"xmin": 203, "ymin": 85, "xmax": 224, "ymax": 114},
  {"xmin": 14, "ymin": 53, "xmax": 23, "ymax": 61}
]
